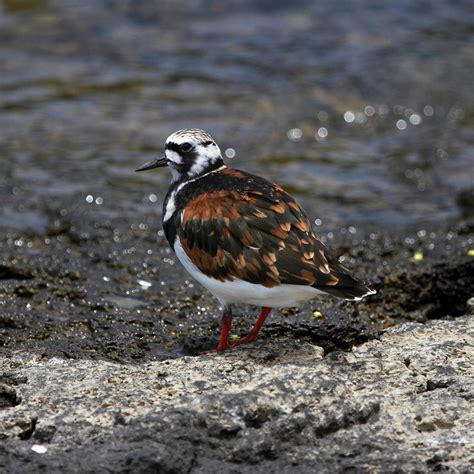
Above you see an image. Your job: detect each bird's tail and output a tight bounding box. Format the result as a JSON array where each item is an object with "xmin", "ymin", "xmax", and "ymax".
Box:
[
  {"xmin": 317, "ymin": 282, "xmax": 376, "ymax": 301},
  {"xmin": 314, "ymin": 254, "xmax": 376, "ymax": 301}
]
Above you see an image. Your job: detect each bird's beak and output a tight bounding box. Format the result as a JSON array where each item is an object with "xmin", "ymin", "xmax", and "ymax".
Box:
[{"xmin": 135, "ymin": 154, "xmax": 168, "ymax": 172}]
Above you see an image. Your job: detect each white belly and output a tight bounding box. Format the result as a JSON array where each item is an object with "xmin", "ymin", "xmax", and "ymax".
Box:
[{"xmin": 174, "ymin": 238, "xmax": 323, "ymax": 307}]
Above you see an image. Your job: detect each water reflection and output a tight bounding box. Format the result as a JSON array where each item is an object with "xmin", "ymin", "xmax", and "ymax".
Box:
[{"xmin": 0, "ymin": 0, "xmax": 473, "ymax": 230}]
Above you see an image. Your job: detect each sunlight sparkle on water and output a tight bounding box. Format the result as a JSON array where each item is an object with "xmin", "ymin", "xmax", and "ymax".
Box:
[
  {"xmin": 344, "ymin": 111, "xmax": 355, "ymax": 123},
  {"xmin": 364, "ymin": 105, "xmax": 375, "ymax": 116},
  {"xmin": 287, "ymin": 128, "xmax": 303, "ymax": 141},
  {"xmin": 355, "ymin": 112, "xmax": 366, "ymax": 124},
  {"xmin": 138, "ymin": 279, "xmax": 152, "ymax": 289},
  {"xmin": 317, "ymin": 127, "xmax": 328, "ymax": 139},
  {"xmin": 317, "ymin": 110, "xmax": 328, "ymax": 121},
  {"xmin": 225, "ymin": 148, "xmax": 236, "ymax": 158},
  {"xmin": 423, "ymin": 105, "xmax": 434, "ymax": 116},
  {"xmin": 396, "ymin": 119, "xmax": 407, "ymax": 130},
  {"xmin": 409, "ymin": 114, "xmax": 422, "ymax": 125}
]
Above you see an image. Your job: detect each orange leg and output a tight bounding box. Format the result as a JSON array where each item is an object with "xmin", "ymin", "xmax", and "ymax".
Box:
[
  {"xmin": 217, "ymin": 309, "xmax": 233, "ymax": 351},
  {"xmin": 232, "ymin": 306, "xmax": 272, "ymax": 347},
  {"xmin": 201, "ymin": 307, "xmax": 234, "ymax": 354},
  {"xmin": 202, "ymin": 306, "xmax": 272, "ymax": 354}
]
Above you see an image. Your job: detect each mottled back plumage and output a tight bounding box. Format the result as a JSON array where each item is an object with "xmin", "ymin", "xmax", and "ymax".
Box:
[{"xmin": 164, "ymin": 166, "xmax": 373, "ymax": 300}]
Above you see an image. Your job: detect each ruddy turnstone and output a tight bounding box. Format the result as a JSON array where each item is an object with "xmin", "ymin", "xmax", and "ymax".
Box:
[{"xmin": 136, "ymin": 129, "xmax": 375, "ymax": 352}]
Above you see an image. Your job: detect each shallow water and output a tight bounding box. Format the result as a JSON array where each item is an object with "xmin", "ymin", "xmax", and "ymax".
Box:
[{"xmin": 1, "ymin": 0, "xmax": 473, "ymax": 231}]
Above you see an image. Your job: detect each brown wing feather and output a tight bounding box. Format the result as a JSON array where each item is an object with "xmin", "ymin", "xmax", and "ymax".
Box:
[{"xmin": 178, "ymin": 181, "xmax": 359, "ymax": 291}]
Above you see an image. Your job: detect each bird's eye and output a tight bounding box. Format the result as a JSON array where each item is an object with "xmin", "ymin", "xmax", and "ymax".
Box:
[{"xmin": 180, "ymin": 143, "xmax": 192, "ymax": 152}]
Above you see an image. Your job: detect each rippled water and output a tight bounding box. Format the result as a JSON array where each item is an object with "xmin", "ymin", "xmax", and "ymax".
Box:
[{"xmin": 1, "ymin": 0, "xmax": 473, "ymax": 231}]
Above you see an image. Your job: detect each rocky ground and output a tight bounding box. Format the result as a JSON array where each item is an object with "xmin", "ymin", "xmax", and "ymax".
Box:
[
  {"xmin": 1, "ymin": 211, "xmax": 473, "ymax": 473},
  {"xmin": 0, "ymin": 317, "xmax": 473, "ymax": 473}
]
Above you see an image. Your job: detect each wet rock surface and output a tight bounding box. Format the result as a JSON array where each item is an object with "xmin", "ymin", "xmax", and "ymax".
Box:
[{"xmin": 1, "ymin": 213, "xmax": 473, "ymax": 361}]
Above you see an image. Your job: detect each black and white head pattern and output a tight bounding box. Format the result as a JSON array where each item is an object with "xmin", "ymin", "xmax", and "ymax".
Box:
[{"xmin": 164, "ymin": 129, "xmax": 224, "ymax": 182}]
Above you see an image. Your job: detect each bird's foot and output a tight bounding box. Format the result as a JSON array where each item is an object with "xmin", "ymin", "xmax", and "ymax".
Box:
[
  {"xmin": 200, "ymin": 307, "xmax": 271, "ymax": 355},
  {"xmin": 199, "ymin": 333, "xmax": 259, "ymax": 355},
  {"xmin": 199, "ymin": 342, "xmax": 233, "ymax": 355},
  {"xmin": 229, "ymin": 333, "xmax": 258, "ymax": 347}
]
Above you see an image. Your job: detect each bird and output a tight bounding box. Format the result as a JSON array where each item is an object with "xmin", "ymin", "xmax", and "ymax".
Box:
[{"xmin": 136, "ymin": 128, "xmax": 375, "ymax": 352}]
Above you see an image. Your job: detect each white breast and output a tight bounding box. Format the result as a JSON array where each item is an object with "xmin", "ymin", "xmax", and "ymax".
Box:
[{"xmin": 173, "ymin": 238, "xmax": 323, "ymax": 308}]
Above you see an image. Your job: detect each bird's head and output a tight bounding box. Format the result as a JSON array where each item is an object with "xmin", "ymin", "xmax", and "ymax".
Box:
[{"xmin": 136, "ymin": 128, "xmax": 224, "ymax": 182}]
